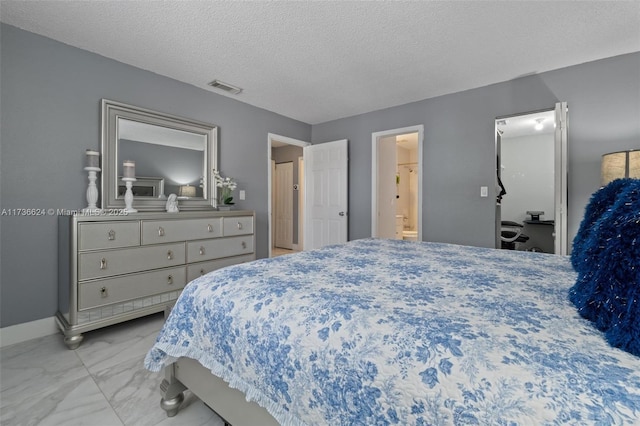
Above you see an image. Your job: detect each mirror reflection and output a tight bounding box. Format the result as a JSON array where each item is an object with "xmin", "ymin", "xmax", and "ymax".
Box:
[
  {"xmin": 496, "ymin": 108, "xmax": 562, "ymax": 254},
  {"xmin": 117, "ymin": 119, "xmax": 206, "ymax": 199},
  {"xmin": 101, "ymin": 99, "xmax": 217, "ymax": 211}
]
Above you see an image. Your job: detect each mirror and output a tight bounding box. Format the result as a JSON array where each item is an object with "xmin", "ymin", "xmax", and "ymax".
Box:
[
  {"xmin": 101, "ymin": 99, "xmax": 218, "ymax": 211},
  {"xmin": 495, "ymin": 102, "xmax": 568, "ymax": 255}
]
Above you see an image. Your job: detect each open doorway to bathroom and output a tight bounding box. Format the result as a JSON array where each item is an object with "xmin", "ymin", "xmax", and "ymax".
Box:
[{"xmin": 371, "ymin": 125, "xmax": 424, "ymax": 241}]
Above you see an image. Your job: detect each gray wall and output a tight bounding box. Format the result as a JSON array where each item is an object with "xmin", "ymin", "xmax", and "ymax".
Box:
[
  {"xmin": 0, "ymin": 24, "xmax": 310, "ymax": 327},
  {"xmin": 312, "ymin": 52, "xmax": 640, "ymax": 248}
]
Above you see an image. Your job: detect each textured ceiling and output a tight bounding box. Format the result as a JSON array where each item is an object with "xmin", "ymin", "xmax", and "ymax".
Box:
[{"xmin": 1, "ymin": 1, "xmax": 639, "ymax": 124}]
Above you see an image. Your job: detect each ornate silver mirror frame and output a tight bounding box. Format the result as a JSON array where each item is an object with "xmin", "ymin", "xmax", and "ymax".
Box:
[{"xmin": 101, "ymin": 99, "xmax": 218, "ymax": 211}]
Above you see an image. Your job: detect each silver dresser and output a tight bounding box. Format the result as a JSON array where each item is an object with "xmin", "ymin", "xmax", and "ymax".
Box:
[{"xmin": 57, "ymin": 210, "xmax": 255, "ymax": 349}]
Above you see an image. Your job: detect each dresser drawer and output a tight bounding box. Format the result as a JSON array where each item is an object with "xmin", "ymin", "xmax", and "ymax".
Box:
[
  {"xmin": 187, "ymin": 254, "xmax": 256, "ymax": 282},
  {"xmin": 78, "ymin": 266, "xmax": 187, "ymax": 310},
  {"xmin": 141, "ymin": 218, "xmax": 223, "ymax": 244},
  {"xmin": 187, "ymin": 236, "xmax": 254, "ymax": 263},
  {"xmin": 78, "ymin": 221, "xmax": 140, "ymax": 250},
  {"xmin": 222, "ymin": 216, "xmax": 254, "ymax": 236},
  {"xmin": 78, "ymin": 243, "xmax": 186, "ymax": 280}
]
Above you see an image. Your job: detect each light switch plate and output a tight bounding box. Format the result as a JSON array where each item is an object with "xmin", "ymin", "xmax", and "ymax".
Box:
[
  {"xmin": 480, "ymin": 186, "xmax": 488, "ymax": 197},
  {"xmin": 239, "ymin": 190, "xmax": 246, "ymax": 200}
]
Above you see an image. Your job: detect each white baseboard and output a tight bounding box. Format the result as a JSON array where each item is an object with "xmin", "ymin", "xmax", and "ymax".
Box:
[{"xmin": 0, "ymin": 316, "xmax": 58, "ymax": 348}]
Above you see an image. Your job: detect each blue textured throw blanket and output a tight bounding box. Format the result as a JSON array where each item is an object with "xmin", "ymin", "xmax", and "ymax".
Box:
[{"xmin": 570, "ymin": 178, "xmax": 640, "ymax": 356}]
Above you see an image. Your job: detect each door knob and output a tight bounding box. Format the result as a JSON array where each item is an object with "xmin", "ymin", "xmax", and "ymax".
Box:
[{"xmin": 338, "ymin": 211, "xmax": 345, "ymax": 216}]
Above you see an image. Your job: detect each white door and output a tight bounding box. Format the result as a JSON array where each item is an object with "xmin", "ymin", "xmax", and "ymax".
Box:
[
  {"xmin": 554, "ymin": 101, "xmax": 568, "ymax": 255},
  {"xmin": 304, "ymin": 139, "xmax": 348, "ymax": 250},
  {"xmin": 298, "ymin": 157, "xmax": 305, "ymax": 250},
  {"xmin": 376, "ymin": 136, "xmax": 398, "ymax": 239},
  {"xmin": 495, "ymin": 131, "xmax": 503, "ymax": 249},
  {"xmin": 275, "ymin": 162, "xmax": 293, "ymax": 249},
  {"xmin": 271, "ymin": 159, "xmax": 276, "ymax": 250}
]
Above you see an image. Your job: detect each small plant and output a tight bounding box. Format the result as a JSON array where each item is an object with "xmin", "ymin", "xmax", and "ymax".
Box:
[{"xmin": 212, "ymin": 169, "xmax": 237, "ymax": 205}]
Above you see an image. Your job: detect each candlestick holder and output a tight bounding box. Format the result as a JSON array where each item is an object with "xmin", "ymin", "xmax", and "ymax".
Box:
[
  {"xmin": 83, "ymin": 166, "xmax": 102, "ymax": 214},
  {"xmin": 122, "ymin": 177, "xmax": 138, "ymax": 213}
]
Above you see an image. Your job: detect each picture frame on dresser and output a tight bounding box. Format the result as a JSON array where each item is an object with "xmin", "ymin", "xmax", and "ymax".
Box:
[{"xmin": 56, "ymin": 211, "xmax": 255, "ymax": 349}]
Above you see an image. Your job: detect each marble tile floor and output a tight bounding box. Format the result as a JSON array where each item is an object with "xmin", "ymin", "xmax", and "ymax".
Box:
[{"xmin": 0, "ymin": 313, "xmax": 225, "ymax": 426}]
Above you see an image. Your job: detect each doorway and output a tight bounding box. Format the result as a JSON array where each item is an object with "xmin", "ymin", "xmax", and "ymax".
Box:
[
  {"xmin": 274, "ymin": 162, "xmax": 293, "ymax": 250},
  {"xmin": 495, "ymin": 102, "xmax": 568, "ymax": 254},
  {"xmin": 371, "ymin": 125, "xmax": 424, "ymax": 241},
  {"xmin": 268, "ymin": 134, "xmax": 310, "ymax": 258}
]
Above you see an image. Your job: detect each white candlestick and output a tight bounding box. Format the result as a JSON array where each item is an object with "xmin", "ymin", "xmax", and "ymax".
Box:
[
  {"xmin": 83, "ymin": 151, "xmax": 101, "ymax": 213},
  {"xmin": 122, "ymin": 177, "xmax": 138, "ymax": 213},
  {"xmin": 123, "ymin": 160, "xmax": 136, "ymax": 179},
  {"xmin": 82, "ymin": 170, "xmax": 101, "ymax": 213}
]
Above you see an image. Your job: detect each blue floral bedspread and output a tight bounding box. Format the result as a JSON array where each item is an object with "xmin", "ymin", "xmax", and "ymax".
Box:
[{"xmin": 145, "ymin": 239, "xmax": 640, "ymax": 425}]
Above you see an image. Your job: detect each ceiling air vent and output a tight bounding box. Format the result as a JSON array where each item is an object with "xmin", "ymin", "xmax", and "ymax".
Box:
[{"xmin": 208, "ymin": 79, "xmax": 242, "ymax": 95}]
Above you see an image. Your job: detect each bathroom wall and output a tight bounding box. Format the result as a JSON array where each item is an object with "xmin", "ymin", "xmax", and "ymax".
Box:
[{"xmin": 395, "ymin": 144, "xmax": 418, "ymax": 231}]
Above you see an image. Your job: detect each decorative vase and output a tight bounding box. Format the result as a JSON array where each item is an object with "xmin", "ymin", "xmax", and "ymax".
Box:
[{"xmin": 218, "ymin": 205, "xmax": 233, "ymax": 211}]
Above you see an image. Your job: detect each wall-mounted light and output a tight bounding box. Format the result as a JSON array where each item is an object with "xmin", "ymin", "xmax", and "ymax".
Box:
[
  {"xmin": 601, "ymin": 149, "xmax": 640, "ymax": 186},
  {"xmin": 534, "ymin": 118, "xmax": 544, "ymax": 131}
]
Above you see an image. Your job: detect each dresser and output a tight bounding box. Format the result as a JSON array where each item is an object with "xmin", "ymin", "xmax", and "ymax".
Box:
[{"xmin": 57, "ymin": 210, "xmax": 255, "ymax": 349}]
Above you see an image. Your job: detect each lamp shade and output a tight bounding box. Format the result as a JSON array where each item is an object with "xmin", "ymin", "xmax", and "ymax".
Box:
[
  {"xmin": 601, "ymin": 149, "xmax": 640, "ymax": 186},
  {"xmin": 179, "ymin": 185, "xmax": 196, "ymax": 198}
]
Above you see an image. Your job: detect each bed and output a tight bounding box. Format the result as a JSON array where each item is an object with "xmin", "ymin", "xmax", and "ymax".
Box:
[{"xmin": 145, "ymin": 237, "xmax": 640, "ymax": 425}]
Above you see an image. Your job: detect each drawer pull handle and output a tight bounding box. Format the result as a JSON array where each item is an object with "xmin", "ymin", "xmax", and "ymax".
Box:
[
  {"xmin": 199, "ymin": 246, "xmax": 205, "ymax": 256},
  {"xmin": 167, "ymin": 250, "xmax": 173, "ymax": 260},
  {"xmin": 237, "ymin": 222, "xmax": 243, "ymax": 230},
  {"xmin": 241, "ymin": 241, "xmax": 247, "ymax": 249},
  {"xmin": 207, "ymin": 224, "xmax": 214, "ymax": 232},
  {"xmin": 158, "ymin": 226, "xmax": 165, "ymax": 237},
  {"xmin": 107, "ymin": 229, "xmax": 116, "ymax": 240},
  {"xmin": 100, "ymin": 287, "xmax": 108, "ymax": 298},
  {"xmin": 100, "ymin": 258, "xmax": 107, "ymax": 270},
  {"xmin": 200, "ymin": 269, "xmax": 205, "ymax": 276},
  {"xmin": 167, "ymin": 275, "xmax": 173, "ymax": 285}
]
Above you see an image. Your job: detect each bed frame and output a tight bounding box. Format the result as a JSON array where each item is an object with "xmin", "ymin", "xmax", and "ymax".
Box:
[
  {"xmin": 160, "ymin": 357, "xmax": 280, "ymax": 425},
  {"xmin": 158, "ymin": 305, "xmax": 279, "ymax": 425}
]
